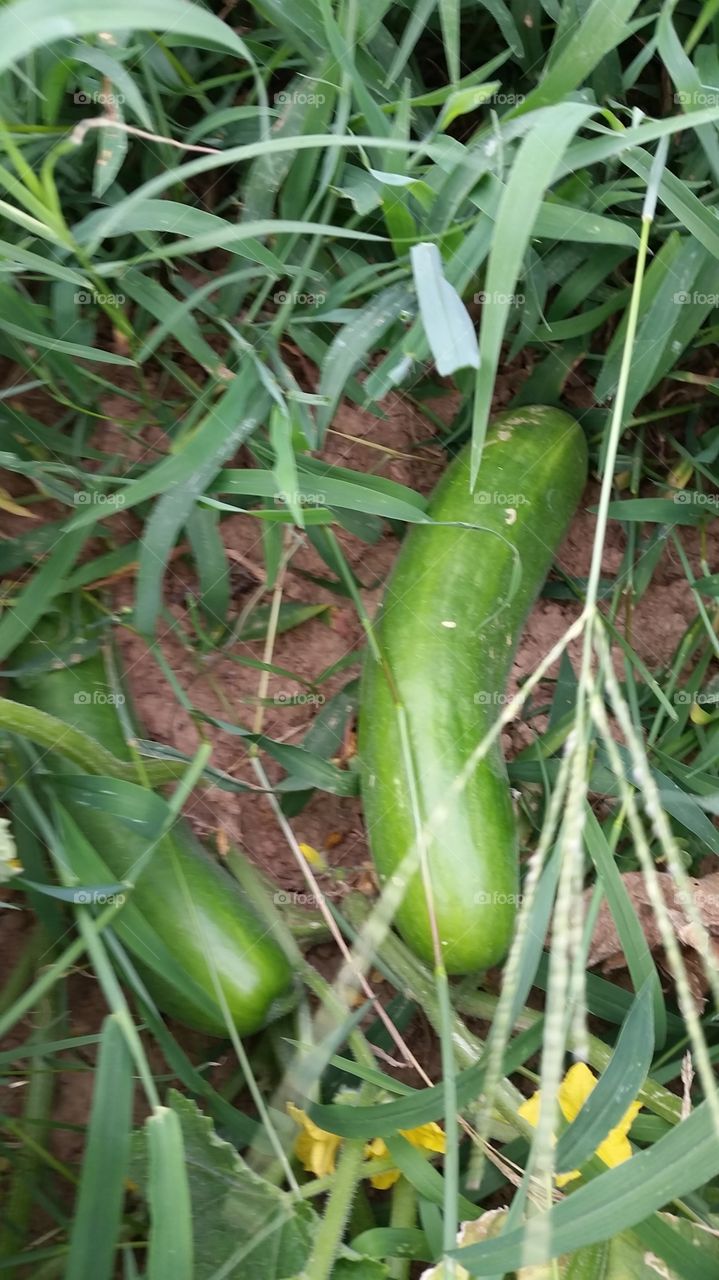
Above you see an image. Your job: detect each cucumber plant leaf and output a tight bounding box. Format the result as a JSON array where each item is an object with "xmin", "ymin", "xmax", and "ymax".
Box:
[{"xmin": 131, "ymin": 1092, "xmax": 387, "ymax": 1280}]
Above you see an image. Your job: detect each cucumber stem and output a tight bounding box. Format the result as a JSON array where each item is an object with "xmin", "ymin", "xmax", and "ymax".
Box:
[
  {"xmin": 228, "ymin": 853, "xmax": 330, "ymax": 943},
  {"xmin": 388, "ymin": 1173, "xmax": 417, "ymax": 1280},
  {"xmin": 341, "ymin": 893, "xmax": 525, "ymax": 1123},
  {"xmin": 299, "ymin": 1131, "xmax": 367, "ymax": 1280},
  {"xmin": 0, "ymin": 696, "xmax": 187, "ymax": 786}
]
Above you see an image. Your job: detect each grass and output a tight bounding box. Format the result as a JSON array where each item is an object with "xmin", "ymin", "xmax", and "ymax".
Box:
[{"xmin": 2, "ymin": 0, "xmax": 719, "ymax": 1276}]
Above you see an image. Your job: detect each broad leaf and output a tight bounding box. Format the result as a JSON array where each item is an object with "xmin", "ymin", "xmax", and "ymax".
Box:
[{"xmin": 131, "ymin": 1092, "xmax": 386, "ymax": 1279}]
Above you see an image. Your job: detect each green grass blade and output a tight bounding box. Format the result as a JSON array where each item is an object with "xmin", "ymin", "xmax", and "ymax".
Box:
[
  {"xmin": 0, "ymin": 0, "xmax": 251, "ymax": 73},
  {"xmin": 0, "ymin": 526, "xmax": 89, "ymax": 662},
  {"xmin": 584, "ymin": 807, "xmax": 667, "ymax": 1045},
  {"xmin": 471, "ymin": 102, "xmax": 593, "ymax": 483},
  {"xmin": 453, "ymin": 1098, "xmax": 719, "ymax": 1273},
  {"xmin": 134, "ymin": 366, "xmax": 265, "ymax": 634},
  {"xmin": 519, "ymin": 0, "xmax": 643, "ymax": 110},
  {"xmin": 438, "ymin": 0, "xmax": 460, "ymax": 82},
  {"xmin": 65, "ymin": 1015, "xmax": 134, "ymax": 1280},
  {"xmin": 555, "ymin": 979, "xmax": 653, "ymax": 1173},
  {"xmin": 146, "ymin": 1106, "xmax": 193, "ymax": 1280},
  {"xmin": 411, "ymin": 241, "xmax": 479, "ymax": 376}
]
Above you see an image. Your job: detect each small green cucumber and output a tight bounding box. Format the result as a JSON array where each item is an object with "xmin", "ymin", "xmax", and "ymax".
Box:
[
  {"xmin": 13, "ymin": 627, "xmax": 291, "ymax": 1035},
  {"xmin": 358, "ymin": 405, "xmax": 587, "ymax": 973}
]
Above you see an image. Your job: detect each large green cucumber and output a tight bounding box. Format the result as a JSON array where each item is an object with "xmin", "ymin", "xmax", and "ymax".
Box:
[
  {"xmin": 358, "ymin": 406, "xmax": 587, "ymax": 973},
  {"xmin": 13, "ymin": 627, "xmax": 291, "ymax": 1035}
]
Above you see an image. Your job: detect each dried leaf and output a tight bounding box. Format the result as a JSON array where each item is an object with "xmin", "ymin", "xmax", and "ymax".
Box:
[
  {"xmin": 587, "ymin": 872, "xmax": 719, "ymax": 1002},
  {"xmin": 0, "ymin": 487, "xmax": 37, "ymax": 518}
]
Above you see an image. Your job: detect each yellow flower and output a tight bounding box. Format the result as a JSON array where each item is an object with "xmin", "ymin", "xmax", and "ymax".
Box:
[
  {"xmin": 364, "ymin": 1137, "xmax": 398, "ymax": 1189},
  {"xmin": 288, "ymin": 1104, "xmax": 446, "ymax": 1190},
  {"xmin": 690, "ymin": 701, "xmax": 714, "ymax": 726},
  {"xmin": 287, "ymin": 1103, "xmax": 341, "ymax": 1178},
  {"xmin": 364, "ymin": 1122, "xmax": 446, "ymax": 1190},
  {"xmin": 299, "ymin": 841, "xmax": 326, "ymax": 869},
  {"xmin": 518, "ymin": 1062, "xmax": 641, "ymax": 1187}
]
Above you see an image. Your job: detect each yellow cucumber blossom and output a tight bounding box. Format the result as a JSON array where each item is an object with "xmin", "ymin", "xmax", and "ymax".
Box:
[
  {"xmin": 287, "ymin": 1104, "xmax": 341, "ymax": 1178},
  {"xmin": 518, "ymin": 1061, "xmax": 641, "ymax": 1187},
  {"xmin": 364, "ymin": 1121, "xmax": 446, "ymax": 1189},
  {"xmin": 287, "ymin": 1105, "xmax": 445, "ymax": 1190}
]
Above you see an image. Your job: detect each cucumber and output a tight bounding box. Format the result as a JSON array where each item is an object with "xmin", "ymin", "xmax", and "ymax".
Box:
[
  {"xmin": 12, "ymin": 626, "xmax": 292, "ymax": 1035},
  {"xmin": 358, "ymin": 406, "xmax": 587, "ymax": 973}
]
